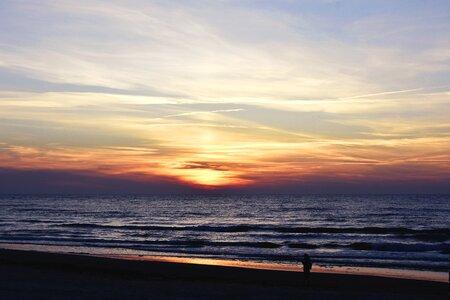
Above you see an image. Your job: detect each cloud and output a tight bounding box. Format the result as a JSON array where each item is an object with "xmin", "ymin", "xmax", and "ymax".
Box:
[
  {"xmin": 0, "ymin": 0, "xmax": 449, "ymax": 192},
  {"xmin": 0, "ymin": 167, "xmax": 197, "ymax": 194},
  {"xmin": 1, "ymin": 166, "xmax": 448, "ymax": 195}
]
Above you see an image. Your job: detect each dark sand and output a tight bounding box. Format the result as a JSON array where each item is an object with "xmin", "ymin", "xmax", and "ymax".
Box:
[{"xmin": 0, "ymin": 249, "xmax": 447, "ymax": 299}]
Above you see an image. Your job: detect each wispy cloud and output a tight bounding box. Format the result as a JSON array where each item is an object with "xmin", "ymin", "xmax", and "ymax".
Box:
[{"xmin": 0, "ymin": 0, "xmax": 449, "ymax": 190}]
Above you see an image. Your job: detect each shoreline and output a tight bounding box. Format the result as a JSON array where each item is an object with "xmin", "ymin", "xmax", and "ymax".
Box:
[
  {"xmin": 105, "ymin": 253, "xmax": 448, "ymax": 283},
  {"xmin": 0, "ymin": 248, "xmax": 447, "ymax": 299},
  {"xmin": 0, "ymin": 243, "xmax": 447, "ymax": 283}
]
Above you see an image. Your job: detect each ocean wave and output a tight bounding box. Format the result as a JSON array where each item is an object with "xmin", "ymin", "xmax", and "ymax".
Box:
[
  {"xmin": 286, "ymin": 243, "xmax": 318, "ymax": 249},
  {"xmin": 2, "ymin": 231, "xmax": 448, "ymax": 254},
  {"xmin": 349, "ymin": 242, "xmax": 450, "ymax": 252},
  {"xmin": 57, "ymin": 223, "xmax": 450, "ymax": 239}
]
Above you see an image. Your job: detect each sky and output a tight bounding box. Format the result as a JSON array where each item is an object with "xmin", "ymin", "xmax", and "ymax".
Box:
[{"xmin": 0, "ymin": 0, "xmax": 449, "ymax": 194}]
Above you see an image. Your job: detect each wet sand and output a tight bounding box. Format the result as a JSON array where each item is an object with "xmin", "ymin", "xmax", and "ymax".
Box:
[{"xmin": 0, "ymin": 249, "xmax": 447, "ymax": 299}]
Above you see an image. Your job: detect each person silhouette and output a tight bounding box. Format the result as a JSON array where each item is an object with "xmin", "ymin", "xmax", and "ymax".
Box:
[{"xmin": 301, "ymin": 253, "xmax": 312, "ymax": 286}]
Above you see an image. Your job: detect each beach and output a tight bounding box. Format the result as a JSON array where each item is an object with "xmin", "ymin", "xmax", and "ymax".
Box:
[{"xmin": 0, "ymin": 249, "xmax": 446, "ymax": 299}]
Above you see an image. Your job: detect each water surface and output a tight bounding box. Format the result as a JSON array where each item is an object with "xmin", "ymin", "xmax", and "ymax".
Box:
[{"xmin": 0, "ymin": 194, "xmax": 448, "ymax": 273}]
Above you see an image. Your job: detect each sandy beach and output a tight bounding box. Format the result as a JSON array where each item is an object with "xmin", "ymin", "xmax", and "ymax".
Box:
[{"xmin": 0, "ymin": 248, "xmax": 446, "ymax": 299}]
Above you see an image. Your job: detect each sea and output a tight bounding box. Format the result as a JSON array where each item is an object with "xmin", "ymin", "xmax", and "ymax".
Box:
[{"xmin": 0, "ymin": 194, "xmax": 448, "ymax": 274}]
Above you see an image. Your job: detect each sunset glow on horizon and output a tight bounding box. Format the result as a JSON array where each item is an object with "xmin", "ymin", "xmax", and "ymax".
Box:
[{"xmin": 1, "ymin": 0, "xmax": 449, "ymax": 193}]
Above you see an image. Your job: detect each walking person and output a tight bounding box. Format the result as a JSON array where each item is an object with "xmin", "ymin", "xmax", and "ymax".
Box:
[{"xmin": 302, "ymin": 253, "xmax": 312, "ymax": 286}]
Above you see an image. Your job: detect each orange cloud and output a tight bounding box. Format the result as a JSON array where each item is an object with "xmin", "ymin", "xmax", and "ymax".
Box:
[{"xmin": 1, "ymin": 133, "xmax": 449, "ymax": 191}]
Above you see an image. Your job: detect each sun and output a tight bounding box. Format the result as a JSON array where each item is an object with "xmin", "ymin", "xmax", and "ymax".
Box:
[{"xmin": 173, "ymin": 168, "xmax": 251, "ymax": 188}]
